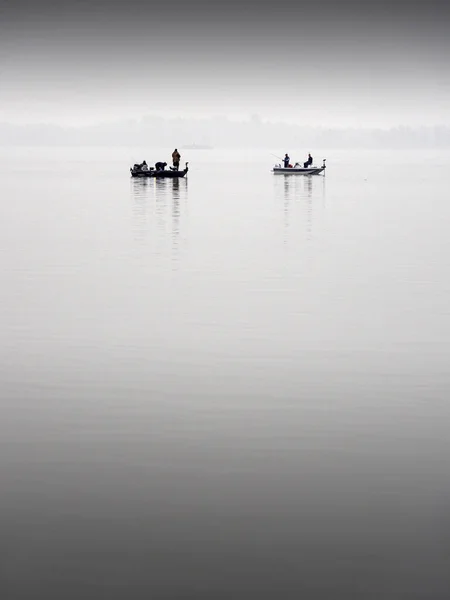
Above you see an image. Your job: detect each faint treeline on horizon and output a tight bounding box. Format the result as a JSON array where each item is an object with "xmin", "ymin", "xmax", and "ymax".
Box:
[{"xmin": 1, "ymin": 116, "xmax": 450, "ymax": 148}]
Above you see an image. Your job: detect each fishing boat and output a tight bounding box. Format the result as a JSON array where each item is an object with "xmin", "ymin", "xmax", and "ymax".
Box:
[
  {"xmin": 130, "ymin": 162, "xmax": 189, "ymax": 178},
  {"xmin": 273, "ymin": 159, "xmax": 326, "ymax": 175}
]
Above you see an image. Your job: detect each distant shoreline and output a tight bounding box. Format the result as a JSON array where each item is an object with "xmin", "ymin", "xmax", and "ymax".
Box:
[{"xmin": 0, "ymin": 120, "xmax": 449, "ymax": 149}]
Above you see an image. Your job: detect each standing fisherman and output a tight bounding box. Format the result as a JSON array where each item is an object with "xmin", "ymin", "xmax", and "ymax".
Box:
[{"xmin": 172, "ymin": 148, "xmax": 181, "ymax": 170}]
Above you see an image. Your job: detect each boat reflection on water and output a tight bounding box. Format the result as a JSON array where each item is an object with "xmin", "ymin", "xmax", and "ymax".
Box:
[
  {"xmin": 130, "ymin": 177, "xmax": 188, "ymax": 267},
  {"xmin": 274, "ymin": 173, "xmax": 326, "ymax": 244},
  {"xmin": 130, "ymin": 178, "xmax": 151, "ymax": 244}
]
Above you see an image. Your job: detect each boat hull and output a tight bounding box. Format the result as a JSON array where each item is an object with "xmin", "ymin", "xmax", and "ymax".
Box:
[
  {"xmin": 273, "ymin": 166, "xmax": 325, "ymax": 175},
  {"xmin": 130, "ymin": 169, "xmax": 188, "ymax": 178}
]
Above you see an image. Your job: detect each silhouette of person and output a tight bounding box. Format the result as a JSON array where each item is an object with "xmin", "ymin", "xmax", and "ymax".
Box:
[{"xmin": 172, "ymin": 148, "xmax": 181, "ymax": 170}]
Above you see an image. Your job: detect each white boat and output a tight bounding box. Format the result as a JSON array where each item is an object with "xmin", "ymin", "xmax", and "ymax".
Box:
[{"xmin": 273, "ymin": 158, "xmax": 326, "ymax": 175}]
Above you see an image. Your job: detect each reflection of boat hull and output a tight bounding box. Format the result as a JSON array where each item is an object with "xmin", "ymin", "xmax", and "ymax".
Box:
[
  {"xmin": 273, "ymin": 159, "xmax": 326, "ymax": 175},
  {"xmin": 130, "ymin": 163, "xmax": 189, "ymax": 178}
]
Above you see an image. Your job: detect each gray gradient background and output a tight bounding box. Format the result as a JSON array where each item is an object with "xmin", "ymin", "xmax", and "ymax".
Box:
[
  {"xmin": 1, "ymin": 0, "xmax": 449, "ymax": 126},
  {"xmin": 2, "ymin": 2, "xmax": 450, "ymax": 598}
]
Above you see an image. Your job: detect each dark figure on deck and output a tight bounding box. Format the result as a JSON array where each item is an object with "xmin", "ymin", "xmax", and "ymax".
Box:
[
  {"xmin": 155, "ymin": 161, "xmax": 167, "ymax": 171},
  {"xmin": 283, "ymin": 153, "xmax": 290, "ymax": 168},
  {"xmin": 133, "ymin": 160, "xmax": 148, "ymax": 171},
  {"xmin": 303, "ymin": 153, "xmax": 313, "ymax": 168},
  {"xmin": 172, "ymin": 148, "xmax": 181, "ymax": 170}
]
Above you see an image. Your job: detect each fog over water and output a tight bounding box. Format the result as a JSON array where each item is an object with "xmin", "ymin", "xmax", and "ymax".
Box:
[
  {"xmin": 1, "ymin": 146, "xmax": 450, "ymax": 598},
  {"xmin": 1, "ymin": 0, "xmax": 449, "ymax": 126}
]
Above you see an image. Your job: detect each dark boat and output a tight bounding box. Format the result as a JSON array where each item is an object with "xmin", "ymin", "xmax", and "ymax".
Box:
[{"xmin": 130, "ymin": 162, "xmax": 189, "ymax": 178}]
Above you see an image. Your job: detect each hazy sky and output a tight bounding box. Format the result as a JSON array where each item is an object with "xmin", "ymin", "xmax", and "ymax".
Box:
[{"xmin": 1, "ymin": 0, "xmax": 449, "ymax": 127}]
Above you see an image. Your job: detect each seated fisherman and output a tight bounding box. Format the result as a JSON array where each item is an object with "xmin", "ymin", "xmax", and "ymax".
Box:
[
  {"xmin": 155, "ymin": 161, "xmax": 167, "ymax": 171},
  {"xmin": 303, "ymin": 153, "xmax": 313, "ymax": 168}
]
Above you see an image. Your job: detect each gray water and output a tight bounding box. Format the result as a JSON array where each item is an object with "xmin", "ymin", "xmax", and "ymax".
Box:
[{"xmin": 1, "ymin": 146, "xmax": 450, "ymax": 599}]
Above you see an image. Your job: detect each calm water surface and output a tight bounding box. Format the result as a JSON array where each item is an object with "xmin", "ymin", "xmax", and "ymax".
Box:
[{"xmin": 1, "ymin": 146, "xmax": 450, "ymax": 598}]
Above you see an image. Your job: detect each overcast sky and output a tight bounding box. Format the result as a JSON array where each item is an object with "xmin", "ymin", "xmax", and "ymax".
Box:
[{"xmin": 1, "ymin": 0, "xmax": 449, "ymax": 127}]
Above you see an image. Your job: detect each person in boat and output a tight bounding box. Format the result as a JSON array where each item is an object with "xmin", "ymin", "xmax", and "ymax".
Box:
[
  {"xmin": 172, "ymin": 148, "xmax": 181, "ymax": 170},
  {"xmin": 141, "ymin": 160, "xmax": 148, "ymax": 171},
  {"xmin": 155, "ymin": 161, "xmax": 167, "ymax": 171},
  {"xmin": 283, "ymin": 153, "xmax": 290, "ymax": 168},
  {"xmin": 303, "ymin": 153, "xmax": 313, "ymax": 168}
]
